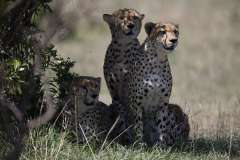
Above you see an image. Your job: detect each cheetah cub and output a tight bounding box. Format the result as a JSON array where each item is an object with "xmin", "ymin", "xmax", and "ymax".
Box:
[
  {"xmin": 61, "ymin": 77, "xmax": 110, "ymax": 144},
  {"xmin": 62, "ymin": 77, "xmax": 128, "ymax": 144},
  {"xmin": 103, "ymin": 8, "xmax": 144, "ymax": 106},
  {"xmin": 144, "ymin": 103, "xmax": 190, "ymax": 147},
  {"xmin": 127, "ymin": 22, "xmax": 179, "ymax": 144}
]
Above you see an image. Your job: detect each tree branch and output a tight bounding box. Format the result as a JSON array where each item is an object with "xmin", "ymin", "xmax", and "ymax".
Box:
[{"xmin": 27, "ymin": 31, "xmax": 59, "ymax": 129}]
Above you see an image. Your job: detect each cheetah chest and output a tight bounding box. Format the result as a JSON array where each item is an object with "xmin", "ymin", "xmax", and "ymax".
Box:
[{"xmin": 132, "ymin": 56, "xmax": 172, "ymax": 107}]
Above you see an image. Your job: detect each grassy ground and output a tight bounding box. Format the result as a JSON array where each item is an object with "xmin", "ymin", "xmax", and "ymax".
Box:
[
  {"xmin": 20, "ymin": 127, "xmax": 240, "ymax": 160},
  {"xmin": 18, "ymin": 0, "xmax": 240, "ymax": 159}
]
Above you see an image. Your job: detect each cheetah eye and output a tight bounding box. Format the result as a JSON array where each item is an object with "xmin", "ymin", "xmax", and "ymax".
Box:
[
  {"xmin": 119, "ymin": 16, "xmax": 124, "ymax": 20},
  {"xmin": 133, "ymin": 16, "xmax": 138, "ymax": 20},
  {"xmin": 160, "ymin": 30, "xmax": 166, "ymax": 35},
  {"xmin": 173, "ymin": 29, "xmax": 178, "ymax": 34}
]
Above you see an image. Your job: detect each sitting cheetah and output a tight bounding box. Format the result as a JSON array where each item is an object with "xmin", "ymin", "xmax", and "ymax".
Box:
[
  {"xmin": 103, "ymin": 8, "xmax": 144, "ymax": 106},
  {"xmin": 74, "ymin": 102, "xmax": 129, "ymax": 144},
  {"xmin": 144, "ymin": 103, "xmax": 190, "ymax": 147},
  {"xmin": 127, "ymin": 21, "xmax": 179, "ymax": 146},
  {"xmin": 61, "ymin": 77, "xmax": 109, "ymax": 143},
  {"xmin": 167, "ymin": 104, "xmax": 190, "ymax": 143},
  {"xmin": 61, "ymin": 77, "xmax": 128, "ymax": 144}
]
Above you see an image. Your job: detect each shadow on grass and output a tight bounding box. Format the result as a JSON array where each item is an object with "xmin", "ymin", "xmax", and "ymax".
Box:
[{"xmin": 173, "ymin": 136, "xmax": 240, "ymax": 158}]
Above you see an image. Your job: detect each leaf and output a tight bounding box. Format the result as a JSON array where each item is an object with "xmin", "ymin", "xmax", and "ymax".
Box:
[{"xmin": 16, "ymin": 85, "xmax": 22, "ymax": 94}]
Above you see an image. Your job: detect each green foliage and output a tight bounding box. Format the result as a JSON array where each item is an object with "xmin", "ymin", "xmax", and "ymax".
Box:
[
  {"xmin": 51, "ymin": 56, "xmax": 77, "ymax": 98},
  {"xmin": 6, "ymin": 59, "xmax": 29, "ymax": 95},
  {"xmin": 41, "ymin": 44, "xmax": 78, "ymax": 99},
  {"xmin": 0, "ymin": 0, "xmax": 77, "ymax": 114},
  {"xmin": 0, "ymin": 0, "xmax": 53, "ymax": 98}
]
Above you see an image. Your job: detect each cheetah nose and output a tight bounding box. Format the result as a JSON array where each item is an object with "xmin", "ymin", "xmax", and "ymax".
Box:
[
  {"xmin": 170, "ymin": 38, "xmax": 178, "ymax": 43},
  {"xmin": 92, "ymin": 94, "xmax": 98, "ymax": 99},
  {"xmin": 127, "ymin": 23, "xmax": 135, "ymax": 29}
]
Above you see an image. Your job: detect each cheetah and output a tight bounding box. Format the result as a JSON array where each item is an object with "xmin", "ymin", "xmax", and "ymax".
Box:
[
  {"xmin": 144, "ymin": 103, "xmax": 190, "ymax": 147},
  {"xmin": 60, "ymin": 76, "xmax": 109, "ymax": 143},
  {"xmin": 103, "ymin": 8, "xmax": 144, "ymax": 107},
  {"xmin": 61, "ymin": 76, "xmax": 128, "ymax": 144},
  {"xmin": 74, "ymin": 101, "xmax": 129, "ymax": 145},
  {"xmin": 127, "ymin": 21, "xmax": 179, "ymax": 146}
]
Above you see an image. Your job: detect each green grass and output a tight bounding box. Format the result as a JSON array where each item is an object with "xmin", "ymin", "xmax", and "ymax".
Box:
[{"xmin": 19, "ymin": 127, "xmax": 240, "ymax": 160}]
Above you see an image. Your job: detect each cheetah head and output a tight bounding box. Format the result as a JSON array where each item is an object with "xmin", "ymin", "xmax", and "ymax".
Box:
[
  {"xmin": 70, "ymin": 77, "xmax": 101, "ymax": 106},
  {"xmin": 103, "ymin": 8, "xmax": 144, "ymax": 42},
  {"xmin": 145, "ymin": 22, "xmax": 179, "ymax": 52}
]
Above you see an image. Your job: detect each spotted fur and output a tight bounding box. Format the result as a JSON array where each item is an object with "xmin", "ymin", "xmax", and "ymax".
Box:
[
  {"xmin": 72, "ymin": 103, "xmax": 112, "ymax": 144},
  {"xmin": 144, "ymin": 103, "xmax": 190, "ymax": 147}
]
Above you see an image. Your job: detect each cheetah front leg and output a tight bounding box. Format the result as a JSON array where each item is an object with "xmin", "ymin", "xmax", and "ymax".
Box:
[
  {"xmin": 129, "ymin": 99, "xmax": 144, "ymax": 144},
  {"xmin": 104, "ymin": 63, "xmax": 120, "ymax": 102}
]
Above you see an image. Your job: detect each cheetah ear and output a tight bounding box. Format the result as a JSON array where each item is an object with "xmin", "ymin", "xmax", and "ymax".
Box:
[
  {"xmin": 144, "ymin": 22, "xmax": 156, "ymax": 36},
  {"xmin": 140, "ymin": 14, "xmax": 145, "ymax": 20},
  {"xmin": 81, "ymin": 79, "xmax": 90, "ymax": 87},
  {"xmin": 175, "ymin": 24, "xmax": 179, "ymax": 29},
  {"xmin": 103, "ymin": 14, "xmax": 115, "ymax": 24},
  {"xmin": 96, "ymin": 77, "xmax": 101, "ymax": 85}
]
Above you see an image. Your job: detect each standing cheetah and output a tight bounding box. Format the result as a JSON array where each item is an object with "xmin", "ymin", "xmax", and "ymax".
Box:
[
  {"xmin": 103, "ymin": 8, "xmax": 144, "ymax": 106},
  {"xmin": 127, "ymin": 21, "xmax": 179, "ymax": 145}
]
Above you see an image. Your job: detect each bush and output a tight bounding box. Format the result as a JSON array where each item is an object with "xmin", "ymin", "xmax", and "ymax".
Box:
[{"xmin": 0, "ymin": 0, "xmax": 78, "ymax": 159}]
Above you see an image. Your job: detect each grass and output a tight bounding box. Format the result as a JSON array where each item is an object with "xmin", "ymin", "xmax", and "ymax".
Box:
[{"xmin": 19, "ymin": 126, "xmax": 240, "ymax": 160}]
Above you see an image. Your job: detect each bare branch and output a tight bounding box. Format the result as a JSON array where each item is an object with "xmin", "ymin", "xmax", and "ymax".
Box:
[
  {"xmin": 0, "ymin": 96, "xmax": 24, "ymax": 122},
  {"xmin": 3, "ymin": 0, "xmax": 23, "ymax": 15},
  {"xmin": 27, "ymin": 31, "xmax": 59, "ymax": 129},
  {"xmin": 0, "ymin": 91, "xmax": 27, "ymax": 160},
  {"xmin": 27, "ymin": 93, "xmax": 58, "ymax": 128}
]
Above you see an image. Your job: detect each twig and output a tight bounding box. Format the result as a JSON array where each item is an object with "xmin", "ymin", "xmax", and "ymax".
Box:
[
  {"xmin": 27, "ymin": 31, "xmax": 60, "ymax": 129},
  {"xmin": 228, "ymin": 118, "xmax": 234, "ymax": 160},
  {"xmin": 3, "ymin": 0, "xmax": 23, "ymax": 15},
  {"xmin": 52, "ymin": 99, "xmax": 71, "ymax": 126},
  {"xmin": 79, "ymin": 124, "xmax": 97, "ymax": 160},
  {"xmin": 74, "ymin": 95, "xmax": 79, "ymax": 144},
  {"xmin": 99, "ymin": 116, "xmax": 120, "ymax": 151},
  {"xmin": 27, "ymin": 94, "xmax": 58, "ymax": 128},
  {"xmin": 106, "ymin": 124, "xmax": 133, "ymax": 149}
]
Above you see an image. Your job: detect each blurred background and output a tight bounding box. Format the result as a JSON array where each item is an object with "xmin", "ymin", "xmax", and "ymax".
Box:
[{"xmin": 40, "ymin": 0, "xmax": 240, "ymax": 137}]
